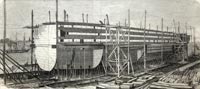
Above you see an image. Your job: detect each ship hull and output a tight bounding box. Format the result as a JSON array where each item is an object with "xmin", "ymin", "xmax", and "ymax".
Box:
[{"xmin": 34, "ymin": 22, "xmax": 188, "ymax": 72}]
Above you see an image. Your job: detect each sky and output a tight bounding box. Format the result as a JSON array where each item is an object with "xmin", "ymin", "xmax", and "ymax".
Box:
[{"xmin": 0, "ymin": 0, "xmax": 200, "ymax": 41}]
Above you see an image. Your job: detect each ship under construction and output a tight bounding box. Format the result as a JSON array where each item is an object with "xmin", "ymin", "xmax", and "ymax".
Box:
[{"xmin": 0, "ymin": 0, "xmax": 200, "ymax": 89}]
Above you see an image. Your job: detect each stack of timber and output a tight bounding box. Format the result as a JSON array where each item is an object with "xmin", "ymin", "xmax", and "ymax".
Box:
[{"xmin": 149, "ymin": 59, "xmax": 200, "ymax": 89}]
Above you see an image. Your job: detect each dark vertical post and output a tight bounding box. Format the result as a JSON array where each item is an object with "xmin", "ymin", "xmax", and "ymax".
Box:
[
  {"xmin": 64, "ymin": 10, "xmax": 66, "ymax": 22},
  {"xmin": 82, "ymin": 13, "xmax": 84, "ymax": 23},
  {"xmin": 173, "ymin": 19, "xmax": 176, "ymax": 33},
  {"xmin": 167, "ymin": 26, "xmax": 169, "ymax": 43},
  {"xmin": 67, "ymin": 14, "xmax": 68, "ymax": 22},
  {"xmin": 116, "ymin": 21, "xmax": 121, "ymax": 77},
  {"xmin": 83, "ymin": 48, "xmax": 85, "ymax": 78},
  {"xmin": 143, "ymin": 10, "xmax": 147, "ymax": 72},
  {"xmin": 157, "ymin": 25, "xmax": 159, "ymax": 43},
  {"xmin": 157, "ymin": 25, "xmax": 159, "ymax": 30},
  {"xmin": 185, "ymin": 23, "xmax": 188, "ymax": 59},
  {"xmin": 172, "ymin": 21, "xmax": 175, "ymax": 57},
  {"xmin": 16, "ymin": 32, "xmax": 18, "ymax": 50},
  {"xmin": 148, "ymin": 24, "xmax": 151, "ymax": 35},
  {"xmin": 9, "ymin": 36, "xmax": 11, "ymax": 50},
  {"xmin": 190, "ymin": 26, "xmax": 193, "ymax": 54},
  {"xmin": 173, "ymin": 19, "xmax": 176, "ymax": 44},
  {"xmin": 185, "ymin": 22, "xmax": 187, "ymax": 35},
  {"xmin": 167, "ymin": 26, "xmax": 168, "ymax": 32},
  {"xmin": 127, "ymin": 9, "xmax": 130, "ymax": 74},
  {"xmin": 178, "ymin": 22, "xmax": 180, "ymax": 34},
  {"xmin": 190, "ymin": 26, "xmax": 192, "ymax": 43},
  {"xmin": 86, "ymin": 14, "xmax": 88, "ymax": 23},
  {"xmin": 49, "ymin": 11, "xmax": 51, "ymax": 22},
  {"xmin": 193, "ymin": 27, "xmax": 196, "ymax": 55},
  {"xmin": 31, "ymin": 10, "xmax": 34, "ymax": 71},
  {"xmin": 56, "ymin": 0, "xmax": 59, "ymax": 79},
  {"xmin": 125, "ymin": 19, "xmax": 127, "ymax": 27},
  {"xmin": 105, "ymin": 14, "xmax": 109, "ymax": 75},
  {"xmin": 106, "ymin": 14, "xmax": 109, "ymax": 25},
  {"xmin": 161, "ymin": 18, "xmax": 164, "ymax": 63},
  {"xmin": 3, "ymin": 0, "xmax": 7, "ymax": 85},
  {"xmin": 149, "ymin": 24, "xmax": 151, "ymax": 30},
  {"xmin": 23, "ymin": 33, "xmax": 25, "ymax": 50}
]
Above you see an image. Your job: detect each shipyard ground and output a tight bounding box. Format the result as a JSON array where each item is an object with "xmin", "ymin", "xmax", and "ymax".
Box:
[{"xmin": 0, "ymin": 55, "xmax": 199, "ymax": 89}]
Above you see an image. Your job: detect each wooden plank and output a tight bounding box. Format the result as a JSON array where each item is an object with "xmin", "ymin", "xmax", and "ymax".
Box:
[
  {"xmin": 151, "ymin": 82, "xmax": 192, "ymax": 89},
  {"xmin": 58, "ymin": 42, "xmax": 104, "ymax": 46},
  {"xmin": 59, "ymin": 27, "xmax": 105, "ymax": 33},
  {"xmin": 59, "ymin": 27, "xmax": 173, "ymax": 37},
  {"xmin": 43, "ymin": 22, "xmax": 103, "ymax": 27},
  {"xmin": 130, "ymin": 36, "xmax": 172, "ymax": 40},
  {"xmin": 42, "ymin": 21, "xmax": 180, "ymax": 38},
  {"xmin": 177, "ymin": 60, "xmax": 200, "ymax": 71},
  {"xmin": 60, "ymin": 35, "xmax": 103, "ymax": 39},
  {"xmin": 129, "ymin": 27, "xmax": 174, "ymax": 34},
  {"xmin": 42, "ymin": 22, "xmax": 177, "ymax": 40},
  {"xmin": 58, "ymin": 21, "xmax": 103, "ymax": 27},
  {"xmin": 58, "ymin": 41, "xmax": 175, "ymax": 46},
  {"xmin": 60, "ymin": 35, "xmax": 174, "ymax": 41},
  {"xmin": 42, "ymin": 22, "xmax": 56, "ymax": 25},
  {"xmin": 131, "ymin": 31, "xmax": 172, "ymax": 37},
  {"xmin": 43, "ymin": 22, "xmax": 174, "ymax": 35},
  {"xmin": 57, "ymin": 21, "xmax": 174, "ymax": 34},
  {"xmin": 58, "ymin": 45, "xmax": 104, "ymax": 49}
]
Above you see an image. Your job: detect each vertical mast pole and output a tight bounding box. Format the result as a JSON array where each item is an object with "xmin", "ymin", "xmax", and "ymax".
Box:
[
  {"xmin": 84, "ymin": 48, "xmax": 85, "ymax": 78},
  {"xmin": 82, "ymin": 13, "xmax": 84, "ymax": 23},
  {"xmin": 31, "ymin": 10, "xmax": 34, "ymax": 71},
  {"xmin": 167, "ymin": 26, "xmax": 168, "ymax": 32},
  {"xmin": 185, "ymin": 23, "xmax": 188, "ymax": 59},
  {"xmin": 49, "ymin": 11, "xmax": 51, "ymax": 22},
  {"xmin": 178, "ymin": 22, "xmax": 180, "ymax": 34},
  {"xmin": 56, "ymin": 0, "xmax": 58, "ymax": 43},
  {"xmin": 67, "ymin": 14, "xmax": 68, "ymax": 22},
  {"xmin": 3, "ymin": 0, "xmax": 7, "ymax": 85},
  {"xmin": 128, "ymin": 9, "xmax": 130, "ymax": 74},
  {"xmin": 125, "ymin": 19, "xmax": 127, "ymax": 27},
  {"xmin": 190, "ymin": 26, "xmax": 192, "ymax": 42},
  {"xmin": 173, "ymin": 19, "xmax": 176, "ymax": 44},
  {"xmin": 193, "ymin": 27, "xmax": 196, "ymax": 55},
  {"xmin": 117, "ymin": 26, "xmax": 120, "ymax": 78},
  {"xmin": 185, "ymin": 23, "xmax": 187, "ymax": 37},
  {"xmin": 149, "ymin": 24, "xmax": 151, "ymax": 30},
  {"xmin": 167, "ymin": 26, "xmax": 169, "ymax": 41},
  {"xmin": 105, "ymin": 14, "xmax": 109, "ymax": 75},
  {"xmin": 143, "ymin": 10, "xmax": 147, "ymax": 72},
  {"xmin": 157, "ymin": 25, "xmax": 159, "ymax": 30},
  {"xmin": 161, "ymin": 18, "xmax": 164, "ymax": 63},
  {"xmin": 86, "ymin": 14, "xmax": 88, "ymax": 23},
  {"xmin": 190, "ymin": 26, "xmax": 194, "ymax": 55},
  {"xmin": 157, "ymin": 25, "xmax": 159, "ymax": 43},
  {"xmin": 64, "ymin": 10, "xmax": 66, "ymax": 22},
  {"xmin": 23, "ymin": 33, "xmax": 25, "ymax": 50},
  {"xmin": 56, "ymin": 0, "xmax": 59, "ymax": 79},
  {"xmin": 16, "ymin": 32, "xmax": 18, "ymax": 50}
]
